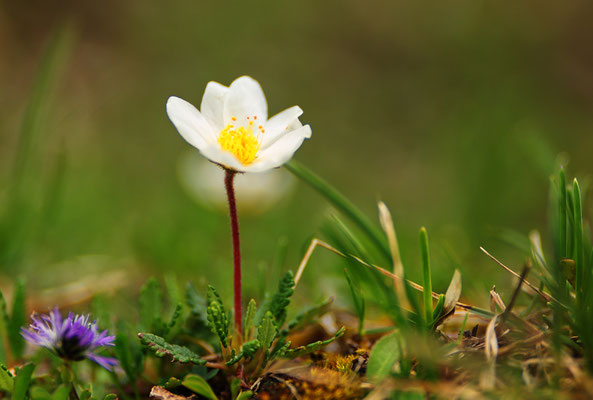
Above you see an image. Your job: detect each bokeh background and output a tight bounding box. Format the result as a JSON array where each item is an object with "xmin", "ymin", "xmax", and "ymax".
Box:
[{"xmin": 1, "ymin": 1, "xmax": 592, "ymax": 309}]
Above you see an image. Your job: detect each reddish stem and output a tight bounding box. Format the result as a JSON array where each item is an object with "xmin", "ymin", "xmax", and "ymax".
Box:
[{"xmin": 224, "ymin": 169, "xmax": 242, "ymax": 336}]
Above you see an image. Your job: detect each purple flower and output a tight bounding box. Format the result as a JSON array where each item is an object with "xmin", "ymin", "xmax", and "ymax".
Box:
[{"xmin": 21, "ymin": 308, "xmax": 118, "ymax": 370}]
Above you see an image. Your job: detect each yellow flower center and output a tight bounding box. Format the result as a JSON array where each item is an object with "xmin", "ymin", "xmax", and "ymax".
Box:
[{"xmin": 217, "ymin": 116, "xmax": 265, "ymax": 165}]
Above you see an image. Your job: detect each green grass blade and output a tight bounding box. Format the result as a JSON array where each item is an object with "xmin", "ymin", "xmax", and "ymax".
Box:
[
  {"xmin": 419, "ymin": 228, "xmax": 433, "ymax": 327},
  {"xmin": 285, "ymin": 160, "xmax": 390, "ymax": 262},
  {"xmin": 572, "ymin": 179, "xmax": 584, "ymax": 296},
  {"xmin": 9, "ymin": 279, "xmax": 26, "ymax": 360}
]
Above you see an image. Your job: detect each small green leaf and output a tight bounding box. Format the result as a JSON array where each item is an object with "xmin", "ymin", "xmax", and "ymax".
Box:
[
  {"xmin": 226, "ymin": 340, "xmax": 261, "ymax": 365},
  {"xmin": 237, "ymin": 391, "xmax": 253, "ymax": 400},
  {"xmin": 268, "ymin": 271, "xmax": 295, "ymax": 327},
  {"xmin": 103, "ymin": 395, "xmax": 118, "ymax": 400},
  {"xmin": 12, "ymin": 363, "xmax": 35, "ymax": 400},
  {"xmin": 79, "ymin": 388, "xmax": 92, "ymax": 400},
  {"xmin": 243, "ymin": 299, "xmax": 257, "ymax": 341},
  {"xmin": 283, "ymin": 327, "xmax": 345, "ymax": 359},
  {"xmin": 9, "ymin": 279, "xmax": 27, "ymax": 360},
  {"xmin": 367, "ymin": 331, "xmax": 401, "ymax": 383},
  {"xmin": 139, "ymin": 278, "xmax": 163, "ymax": 331},
  {"xmin": 230, "ymin": 378, "xmax": 241, "ymax": 400},
  {"xmin": 163, "ymin": 376, "xmax": 182, "ymax": 389},
  {"xmin": 207, "ymin": 286, "xmax": 229, "ymax": 348},
  {"xmin": 182, "ymin": 374, "xmax": 218, "ymax": 400},
  {"xmin": 257, "ymin": 312, "xmax": 277, "ymax": 351},
  {"xmin": 138, "ymin": 333, "xmax": 206, "ymax": 365},
  {"xmin": 49, "ymin": 385, "xmax": 70, "ymax": 400},
  {"xmin": 0, "ymin": 363, "xmax": 13, "ymax": 392}
]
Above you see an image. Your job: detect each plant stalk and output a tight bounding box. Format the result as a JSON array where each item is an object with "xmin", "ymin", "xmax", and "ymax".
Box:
[{"xmin": 225, "ymin": 169, "xmax": 243, "ymax": 335}]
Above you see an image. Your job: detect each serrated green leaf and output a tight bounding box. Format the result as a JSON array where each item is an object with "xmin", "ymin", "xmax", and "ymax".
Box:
[
  {"xmin": 182, "ymin": 374, "xmax": 218, "ymax": 400},
  {"xmin": 283, "ymin": 327, "xmax": 345, "ymax": 359},
  {"xmin": 0, "ymin": 363, "xmax": 13, "ymax": 392},
  {"xmin": 367, "ymin": 331, "xmax": 401, "ymax": 383},
  {"xmin": 139, "ymin": 278, "xmax": 162, "ymax": 331},
  {"xmin": 243, "ymin": 299, "xmax": 257, "ymax": 341},
  {"xmin": 9, "ymin": 279, "xmax": 26, "ymax": 360},
  {"xmin": 12, "ymin": 363, "xmax": 35, "ymax": 400},
  {"xmin": 207, "ymin": 286, "xmax": 229, "ymax": 348},
  {"xmin": 257, "ymin": 312, "xmax": 277, "ymax": 351},
  {"xmin": 268, "ymin": 271, "xmax": 295, "ymax": 327},
  {"xmin": 226, "ymin": 340, "xmax": 261, "ymax": 365},
  {"xmin": 138, "ymin": 333, "xmax": 205, "ymax": 365},
  {"xmin": 49, "ymin": 385, "xmax": 70, "ymax": 400},
  {"xmin": 268, "ymin": 339, "xmax": 291, "ymax": 362},
  {"xmin": 282, "ymin": 298, "xmax": 333, "ymax": 337},
  {"xmin": 186, "ymin": 283, "xmax": 208, "ymax": 321}
]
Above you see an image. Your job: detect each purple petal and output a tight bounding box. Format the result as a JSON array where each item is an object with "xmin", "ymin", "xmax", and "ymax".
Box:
[{"xmin": 87, "ymin": 353, "xmax": 119, "ymax": 371}]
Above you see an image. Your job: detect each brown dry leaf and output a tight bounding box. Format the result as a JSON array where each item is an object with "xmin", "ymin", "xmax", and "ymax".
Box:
[
  {"xmin": 480, "ymin": 315, "xmax": 498, "ymax": 390},
  {"xmin": 489, "ymin": 287, "xmax": 506, "ymax": 313},
  {"xmin": 443, "ymin": 269, "xmax": 462, "ymax": 315}
]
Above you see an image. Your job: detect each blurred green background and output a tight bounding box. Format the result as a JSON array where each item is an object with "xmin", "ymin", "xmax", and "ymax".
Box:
[{"xmin": 1, "ymin": 1, "xmax": 592, "ymax": 309}]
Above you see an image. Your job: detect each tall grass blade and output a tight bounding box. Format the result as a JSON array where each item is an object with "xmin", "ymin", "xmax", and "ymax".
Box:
[
  {"xmin": 285, "ymin": 160, "xmax": 391, "ymax": 262},
  {"xmin": 419, "ymin": 227, "xmax": 433, "ymax": 327}
]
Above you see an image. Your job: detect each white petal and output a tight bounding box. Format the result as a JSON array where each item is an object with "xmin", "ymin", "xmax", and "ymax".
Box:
[
  {"xmin": 201, "ymin": 81, "xmax": 229, "ymax": 130},
  {"xmin": 260, "ymin": 106, "xmax": 303, "ymax": 148},
  {"xmin": 167, "ymin": 96, "xmax": 217, "ymax": 149},
  {"xmin": 245, "ymin": 125, "xmax": 312, "ymax": 172},
  {"xmin": 223, "ymin": 76, "xmax": 267, "ymax": 125},
  {"xmin": 199, "ymin": 144, "xmax": 249, "ymax": 172}
]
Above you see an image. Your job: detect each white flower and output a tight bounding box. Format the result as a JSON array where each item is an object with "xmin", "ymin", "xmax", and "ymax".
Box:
[
  {"xmin": 166, "ymin": 76, "xmax": 312, "ymax": 173},
  {"xmin": 178, "ymin": 151, "xmax": 295, "ymax": 214}
]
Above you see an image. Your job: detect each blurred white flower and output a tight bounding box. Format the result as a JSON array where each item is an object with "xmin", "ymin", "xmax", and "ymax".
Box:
[
  {"xmin": 178, "ymin": 151, "xmax": 295, "ymax": 214},
  {"xmin": 167, "ymin": 76, "xmax": 312, "ymax": 172}
]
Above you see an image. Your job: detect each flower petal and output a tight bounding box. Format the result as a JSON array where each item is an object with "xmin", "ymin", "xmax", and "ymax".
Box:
[
  {"xmin": 246, "ymin": 125, "xmax": 312, "ymax": 172},
  {"xmin": 261, "ymin": 106, "xmax": 304, "ymax": 148},
  {"xmin": 223, "ymin": 76, "xmax": 267, "ymax": 125},
  {"xmin": 200, "ymin": 81, "xmax": 229, "ymax": 130},
  {"xmin": 167, "ymin": 96, "xmax": 217, "ymax": 150},
  {"xmin": 200, "ymin": 144, "xmax": 250, "ymax": 172},
  {"xmin": 87, "ymin": 353, "xmax": 119, "ymax": 371}
]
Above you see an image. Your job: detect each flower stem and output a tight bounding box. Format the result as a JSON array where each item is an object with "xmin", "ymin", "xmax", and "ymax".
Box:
[{"xmin": 224, "ymin": 169, "xmax": 242, "ymax": 336}]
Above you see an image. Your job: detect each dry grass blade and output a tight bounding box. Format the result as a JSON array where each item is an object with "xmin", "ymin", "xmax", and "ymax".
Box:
[
  {"xmin": 293, "ymin": 238, "xmax": 491, "ymax": 316},
  {"xmin": 377, "ymin": 201, "xmax": 409, "ymax": 308},
  {"xmin": 150, "ymin": 386, "xmax": 197, "ymax": 400},
  {"xmin": 480, "ymin": 246, "xmax": 552, "ymax": 302}
]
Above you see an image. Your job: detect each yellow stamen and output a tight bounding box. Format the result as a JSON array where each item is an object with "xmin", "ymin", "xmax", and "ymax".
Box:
[{"xmin": 218, "ymin": 118, "xmax": 263, "ymax": 165}]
